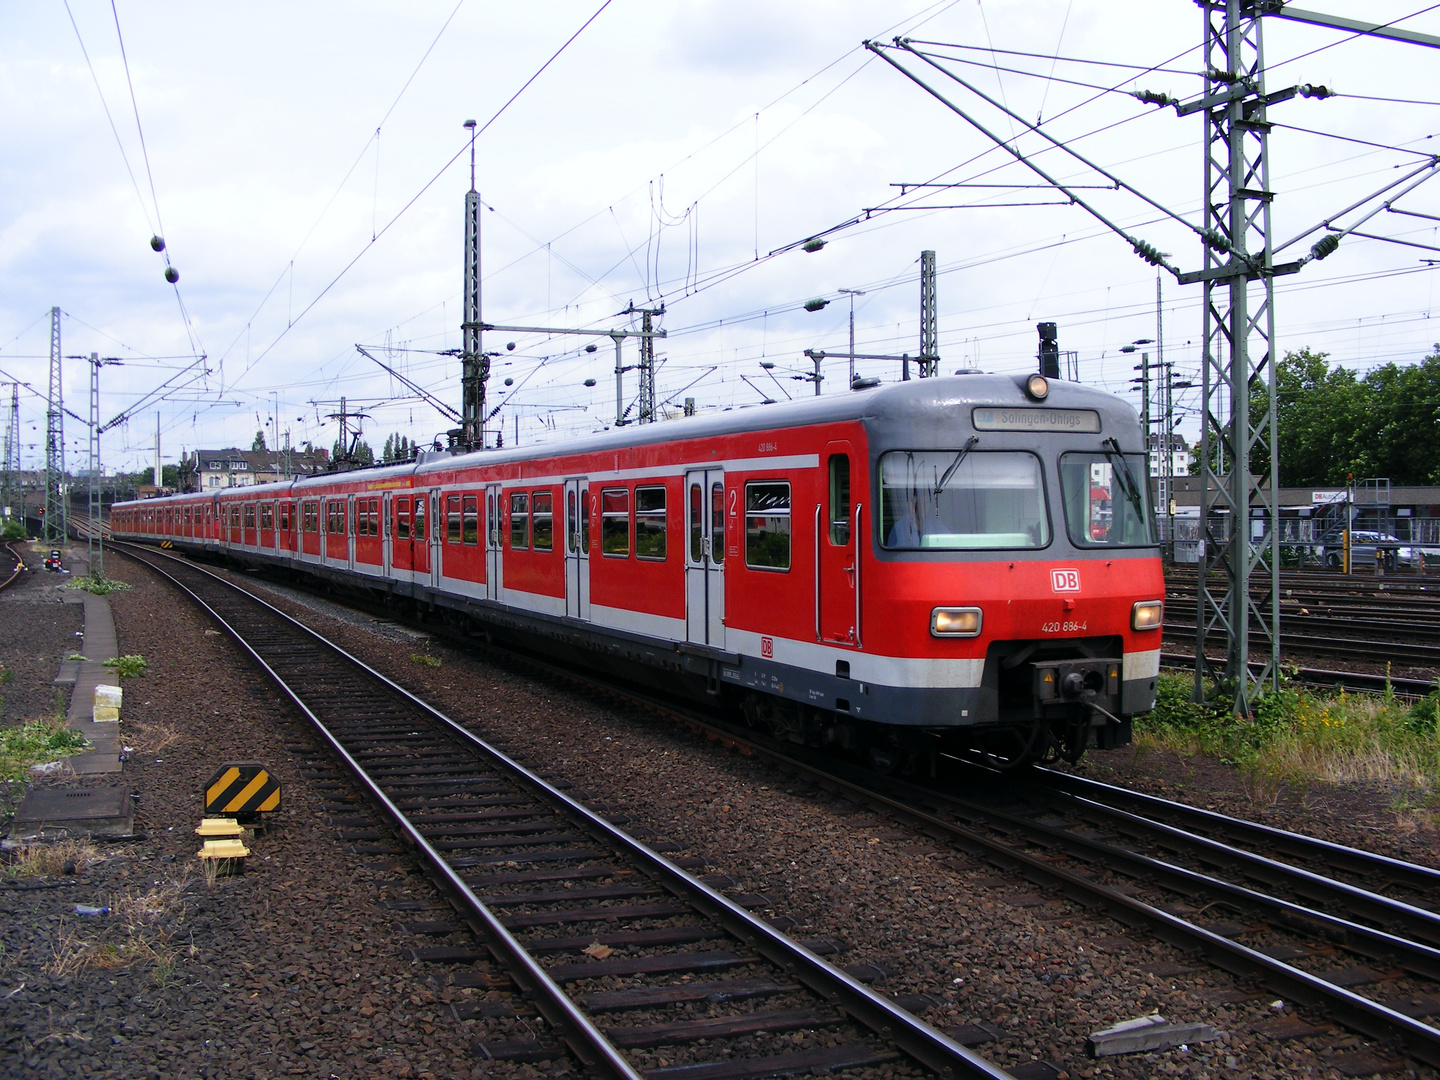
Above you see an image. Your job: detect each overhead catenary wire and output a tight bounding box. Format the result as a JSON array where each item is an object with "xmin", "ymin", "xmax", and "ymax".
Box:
[{"xmin": 233, "ymin": 0, "xmax": 616, "ymax": 386}]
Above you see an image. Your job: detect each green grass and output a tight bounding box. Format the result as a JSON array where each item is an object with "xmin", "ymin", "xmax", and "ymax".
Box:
[
  {"xmin": 103, "ymin": 655, "xmax": 147, "ymax": 678},
  {"xmin": 410, "ymin": 652, "xmax": 442, "ymax": 669},
  {"xmin": 0, "ymin": 720, "xmax": 88, "ymax": 781},
  {"xmin": 1137, "ymin": 671, "xmax": 1440, "ymax": 802}
]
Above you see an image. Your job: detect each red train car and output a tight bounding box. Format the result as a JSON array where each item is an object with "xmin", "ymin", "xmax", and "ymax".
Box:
[{"xmin": 113, "ymin": 374, "xmax": 1163, "ymax": 768}]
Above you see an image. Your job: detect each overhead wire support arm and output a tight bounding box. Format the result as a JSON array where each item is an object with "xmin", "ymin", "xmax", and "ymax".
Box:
[
  {"xmin": 1268, "ymin": 6, "xmax": 1440, "ymax": 49},
  {"xmin": 863, "ymin": 39, "xmax": 1189, "ymax": 279},
  {"xmin": 1272, "ymin": 156, "xmax": 1440, "ymax": 261},
  {"xmin": 355, "ymin": 345, "xmax": 462, "ymax": 424},
  {"xmin": 882, "ymin": 38, "xmax": 1237, "ymax": 260}
]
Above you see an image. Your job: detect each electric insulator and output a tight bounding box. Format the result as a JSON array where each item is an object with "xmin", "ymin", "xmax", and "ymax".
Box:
[
  {"xmin": 504, "ymin": 377, "xmax": 514, "ymax": 386},
  {"xmin": 506, "ymin": 342, "xmax": 516, "ymax": 351},
  {"xmin": 585, "ymin": 343, "xmax": 597, "ymax": 353},
  {"xmin": 164, "ymin": 266, "xmax": 179, "ymax": 284},
  {"xmin": 803, "ymin": 297, "xmax": 829, "ymax": 312},
  {"xmin": 1131, "ymin": 238, "xmax": 1166, "ymax": 266},
  {"xmin": 802, "ymin": 238, "xmax": 827, "ymax": 253},
  {"xmin": 584, "ymin": 378, "xmax": 597, "ymax": 387},
  {"xmin": 150, "ymin": 235, "xmax": 166, "ymax": 252},
  {"xmin": 1310, "ymin": 234, "xmax": 1340, "ymax": 261}
]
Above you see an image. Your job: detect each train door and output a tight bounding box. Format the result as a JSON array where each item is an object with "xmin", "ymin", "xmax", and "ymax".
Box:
[
  {"xmin": 410, "ymin": 493, "xmax": 429, "ymax": 582},
  {"xmin": 563, "ymin": 479, "xmax": 589, "ymax": 619},
  {"xmin": 429, "ymin": 489, "xmax": 443, "ymax": 589},
  {"xmin": 684, "ymin": 469, "xmax": 725, "ymax": 647},
  {"xmin": 347, "ymin": 495, "xmax": 357, "ymax": 571},
  {"xmin": 817, "ymin": 442, "xmax": 860, "ymax": 645},
  {"xmin": 381, "ymin": 494, "xmax": 392, "ymax": 575},
  {"xmin": 485, "ymin": 483, "xmax": 503, "ymax": 601}
]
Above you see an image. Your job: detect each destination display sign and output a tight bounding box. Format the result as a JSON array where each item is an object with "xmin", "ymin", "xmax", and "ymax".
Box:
[{"xmin": 972, "ymin": 407, "xmax": 1101, "ymax": 433}]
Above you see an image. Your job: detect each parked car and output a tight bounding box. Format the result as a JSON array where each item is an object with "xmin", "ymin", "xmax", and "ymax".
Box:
[{"xmin": 1317, "ymin": 530, "xmax": 1413, "ymax": 571}]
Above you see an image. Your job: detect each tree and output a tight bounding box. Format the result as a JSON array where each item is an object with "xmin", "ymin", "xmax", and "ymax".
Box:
[{"xmin": 252, "ymin": 430, "xmax": 267, "ymax": 452}]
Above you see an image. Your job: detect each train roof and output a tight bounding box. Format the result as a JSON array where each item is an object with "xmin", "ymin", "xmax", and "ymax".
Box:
[{"xmin": 118, "ymin": 374, "xmax": 1140, "ymax": 505}]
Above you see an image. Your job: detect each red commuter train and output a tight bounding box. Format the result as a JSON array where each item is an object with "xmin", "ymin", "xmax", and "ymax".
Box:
[{"xmin": 113, "ymin": 373, "xmax": 1164, "ymax": 769}]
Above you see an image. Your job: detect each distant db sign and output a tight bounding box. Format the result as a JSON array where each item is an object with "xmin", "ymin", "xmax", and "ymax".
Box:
[
  {"xmin": 760, "ymin": 636, "xmax": 774, "ymax": 658},
  {"xmin": 1050, "ymin": 569, "xmax": 1081, "ymax": 593}
]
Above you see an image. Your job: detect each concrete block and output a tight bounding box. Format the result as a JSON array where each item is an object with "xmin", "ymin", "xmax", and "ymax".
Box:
[{"xmin": 1087, "ymin": 1013, "xmax": 1222, "ymax": 1057}]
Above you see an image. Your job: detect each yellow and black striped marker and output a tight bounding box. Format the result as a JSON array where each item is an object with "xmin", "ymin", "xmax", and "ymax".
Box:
[
  {"xmin": 204, "ymin": 762, "xmax": 280, "ymax": 818},
  {"xmin": 160, "ymin": 540, "xmax": 173, "ymax": 549}
]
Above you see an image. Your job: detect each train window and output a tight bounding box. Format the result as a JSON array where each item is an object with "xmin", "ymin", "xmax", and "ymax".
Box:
[
  {"xmin": 414, "ymin": 497, "xmax": 426, "ymax": 542},
  {"xmin": 183, "ymin": 507, "xmax": 191, "ymax": 526},
  {"xmin": 567, "ymin": 490, "xmax": 578, "ymax": 554},
  {"xmin": 463, "ymin": 495, "xmax": 479, "ymax": 546},
  {"xmin": 396, "ymin": 497, "xmax": 411, "ymax": 540},
  {"xmin": 879, "ymin": 450, "xmax": 1048, "ymax": 550},
  {"xmin": 260, "ymin": 504, "xmax": 274, "ymax": 531},
  {"xmin": 327, "ymin": 500, "xmax": 346, "ymax": 535},
  {"xmin": 303, "ymin": 502, "xmax": 317, "ymax": 533},
  {"xmin": 446, "ymin": 495, "xmax": 462, "ymax": 544},
  {"xmin": 601, "ymin": 488, "xmax": 630, "ymax": 557},
  {"xmin": 828, "ymin": 456, "xmax": 851, "ymax": 545},
  {"xmin": 244, "ymin": 504, "xmax": 256, "ymax": 530},
  {"xmin": 635, "ymin": 486, "xmax": 666, "ymax": 560},
  {"xmin": 581, "ymin": 489, "xmax": 590, "ymax": 554},
  {"xmin": 510, "ymin": 493, "xmax": 530, "ymax": 550},
  {"xmin": 1059, "ymin": 452, "xmax": 1156, "ymax": 548},
  {"xmin": 532, "ymin": 491, "xmax": 553, "ymax": 552},
  {"xmin": 689, "ymin": 483, "xmax": 702, "ymax": 562},
  {"xmin": 745, "ymin": 482, "xmax": 791, "ymax": 571},
  {"xmin": 711, "ymin": 482, "xmax": 725, "ymax": 564},
  {"xmin": 280, "ymin": 503, "xmax": 291, "ymax": 531}
]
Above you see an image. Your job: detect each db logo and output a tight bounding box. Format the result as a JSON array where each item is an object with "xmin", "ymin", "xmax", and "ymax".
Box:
[
  {"xmin": 1050, "ymin": 568, "xmax": 1081, "ymax": 593},
  {"xmin": 760, "ymin": 636, "xmax": 774, "ymax": 658}
]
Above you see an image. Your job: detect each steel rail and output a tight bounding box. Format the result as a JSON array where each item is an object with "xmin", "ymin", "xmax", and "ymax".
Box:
[
  {"xmin": 0, "ymin": 541, "xmax": 23, "ymax": 591},
  {"xmin": 915, "ymin": 780, "xmax": 1440, "ymax": 979},
  {"xmin": 117, "ymin": 541, "xmax": 1013, "ymax": 1080},
  {"xmin": 1159, "ymin": 651, "xmax": 1438, "ymax": 697},
  {"xmin": 1036, "ymin": 768, "xmax": 1440, "ymax": 897}
]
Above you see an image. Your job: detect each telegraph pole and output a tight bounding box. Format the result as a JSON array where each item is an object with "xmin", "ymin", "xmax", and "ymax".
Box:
[
  {"xmin": 839, "ymin": 288, "xmax": 865, "ymax": 389},
  {"xmin": 460, "ymin": 119, "xmax": 486, "ymax": 450},
  {"xmin": 44, "ymin": 307, "xmax": 65, "ymax": 544},
  {"xmin": 918, "ymin": 249, "xmax": 939, "ymax": 377}
]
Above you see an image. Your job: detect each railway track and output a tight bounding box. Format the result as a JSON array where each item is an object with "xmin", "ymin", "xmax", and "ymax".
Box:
[
  {"xmin": 115, "ymin": 541, "xmax": 1011, "ymax": 1080},
  {"xmin": 119, "ymin": 542, "xmax": 1440, "ymax": 1072}
]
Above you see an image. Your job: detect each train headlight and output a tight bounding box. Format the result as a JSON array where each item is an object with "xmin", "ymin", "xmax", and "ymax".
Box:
[
  {"xmin": 931, "ymin": 607, "xmax": 983, "ymax": 638},
  {"xmin": 1132, "ymin": 600, "xmax": 1164, "ymax": 631},
  {"xmin": 1024, "ymin": 373, "xmax": 1049, "ymax": 400}
]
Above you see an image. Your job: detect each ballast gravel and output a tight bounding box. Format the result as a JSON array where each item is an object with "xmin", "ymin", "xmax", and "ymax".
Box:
[{"xmin": 0, "ymin": 551, "xmax": 1432, "ymax": 1080}]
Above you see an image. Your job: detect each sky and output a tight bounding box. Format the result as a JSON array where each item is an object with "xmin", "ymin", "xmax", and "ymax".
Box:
[{"xmin": 1, "ymin": 0, "xmax": 1437, "ymax": 476}]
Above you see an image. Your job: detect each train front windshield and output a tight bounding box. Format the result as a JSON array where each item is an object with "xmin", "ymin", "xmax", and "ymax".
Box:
[
  {"xmin": 879, "ymin": 451, "xmax": 1049, "ymax": 550},
  {"xmin": 1058, "ymin": 452, "xmax": 1156, "ymax": 547}
]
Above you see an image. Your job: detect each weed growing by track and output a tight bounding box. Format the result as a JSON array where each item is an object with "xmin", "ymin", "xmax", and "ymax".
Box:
[
  {"xmin": 0, "ymin": 720, "xmax": 87, "ymax": 780},
  {"xmin": 1137, "ymin": 672, "xmax": 1440, "ymax": 803},
  {"xmin": 65, "ymin": 574, "xmax": 131, "ymax": 596},
  {"xmin": 102, "ymin": 654, "xmax": 147, "ymax": 678}
]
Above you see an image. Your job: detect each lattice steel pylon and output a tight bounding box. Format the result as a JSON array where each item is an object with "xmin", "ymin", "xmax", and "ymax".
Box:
[
  {"xmin": 44, "ymin": 306, "xmax": 65, "ymax": 544},
  {"xmin": 1189, "ymin": 1, "xmax": 1281, "ymax": 715},
  {"xmin": 460, "ymin": 121, "xmax": 486, "ymax": 451},
  {"xmin": 918, "ymin": 249, "xmax": 939, "ymax": 377}
]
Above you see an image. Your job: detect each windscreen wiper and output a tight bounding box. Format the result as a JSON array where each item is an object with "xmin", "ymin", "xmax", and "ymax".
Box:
[
  {"xmin": 934, "ymin": 436, "xmax": 979, "ymax": 495},
  {"xmin": 1102, "ymin": 436, "xmax": 1146, "ymax": 519}
]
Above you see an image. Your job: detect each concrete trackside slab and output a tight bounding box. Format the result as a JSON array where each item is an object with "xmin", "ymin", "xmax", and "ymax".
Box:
[
  {"xmin": 11, "ymin": 786, "xmax": 134, "ymax": 840},
  {"xmin": 59, "ymin": 554, "xmax": 123, "ymax": 775}
]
